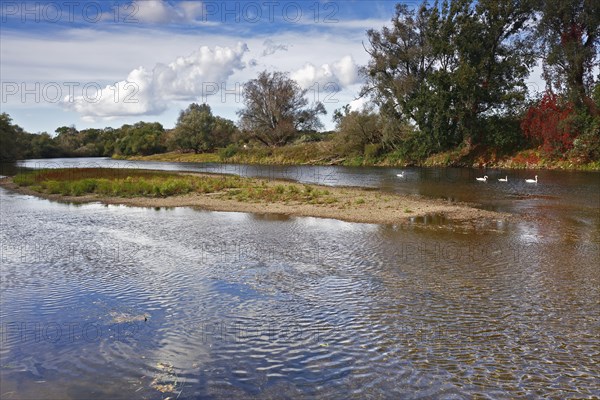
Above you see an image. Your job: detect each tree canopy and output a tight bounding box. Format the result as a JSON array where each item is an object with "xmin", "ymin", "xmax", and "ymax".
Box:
[
  {"xmin": 362, "ymin": 0, "xmax": 536, "ymax": 154},
  {"xmin": 238, "ymin": 71, "xmax": 326, "ymax": 147}
]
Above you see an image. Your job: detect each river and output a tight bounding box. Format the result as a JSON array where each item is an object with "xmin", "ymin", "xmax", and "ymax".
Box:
[{"xmin": 1, "ymin": 158, "xmax": 598, "ymax": 399}]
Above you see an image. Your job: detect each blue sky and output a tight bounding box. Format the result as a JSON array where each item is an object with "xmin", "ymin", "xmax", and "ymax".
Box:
[{"xmin": 1, "ymin": 0, "xmax": 543, "ymax": 134}]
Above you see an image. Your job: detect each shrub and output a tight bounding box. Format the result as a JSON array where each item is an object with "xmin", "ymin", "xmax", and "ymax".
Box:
[
  {"xmin": 521, "ymin": 91, "xmax": 576, "ymax": 157},
  {"xmin": 569, "ymin": 117, "xmax": 600, "ymax": 162},
  {"xmin": 218, "ymin": 144, "xmax": 239, "ymax": 160},
  {"xmin": 364, "ymin": 143, "xmax": 383, "ymax": 161}
]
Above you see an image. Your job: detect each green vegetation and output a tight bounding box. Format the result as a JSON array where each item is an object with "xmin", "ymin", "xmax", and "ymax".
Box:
[
  {"xmin": 12, "ymin": 168, "xmax": 339, "ymax": 204},
  {"xmin": 172, "ymin": 103, "xmax": 238, "ymax": 153},
  {"xmin": 13, "ymin": 169, "xmax": 240, "ymax": 197},
  {"xmin": 1, "ymin": 1, "xmax": 598, "ymax": 170}
]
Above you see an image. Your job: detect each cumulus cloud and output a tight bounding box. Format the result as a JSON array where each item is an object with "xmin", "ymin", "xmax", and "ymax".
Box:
[
  {"xmin": 349, "ymin": 96, "xmax": 370, "ymax": 112},
  {"xmin": 290, "ymin": 55, "xmax": 360, "ymax": 90},
  {"xmin": 64, "ymin": 43, "xmax": 248, "ymax": 120}
]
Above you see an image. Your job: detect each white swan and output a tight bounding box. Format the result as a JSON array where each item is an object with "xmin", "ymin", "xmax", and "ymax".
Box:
[
  {"xmin": 498, "ymin": 176, "xmax": 508, "ymax": 182},
  {"xmin": 396, "ymin": 172, "xmax": 404, "ymax": 178},
  {"xmin": 525, "ymin": 175, "xmax": 538, "ymax": 183},
  {"xmin": 476, "ymin": 176, "xmax": 488, "ymax": 182}
]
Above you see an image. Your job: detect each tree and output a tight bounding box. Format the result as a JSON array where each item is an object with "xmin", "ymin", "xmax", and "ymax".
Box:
[
  {"xmin": 173, "ymin": 103, "xmax": 216, "ymax": 153},
  {"xmin": 212, "ymin": 116, "xmax": 239, "ymax": 148},
  {"xmin": 238, "ymin": 71, "xmax": 326, "ymax": 147},
  {"xmin": 536, "ymin": 0, "xmax": 599, "ymax": 115},
  {"xmin": 362, "ymin": 0, "xmax": 535, "ymax": 154},
  {"xmin": 115, "ymin": 122, "xmax": 166, "ymax": 156},
  {"xmin": 0, "ymin": 113, "xmax": 23, "ymax": 160},
  {"xmin": 29, "ymin": 132, "xmax": 62, "ymax": 158},
  {"xmin": 521, "ymin": 91, "xmax": 576, "ymax": 155},
  {"xmin": 333, "ymin": 104, "xmax": 383, "ymax": 155},
  {"xmin": 55, "ymin": 125, "xmax": 81, "ymax": 155}
]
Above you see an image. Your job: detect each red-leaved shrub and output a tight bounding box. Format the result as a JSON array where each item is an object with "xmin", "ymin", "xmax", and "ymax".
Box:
[{"xmin": 521, "ymin": 91, "xmax": 576, "ymax": 157}]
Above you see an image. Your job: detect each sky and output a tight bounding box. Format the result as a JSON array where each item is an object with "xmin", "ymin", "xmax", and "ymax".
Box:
[{"xmin": 0, "ymin": 0, "xmax": 545, "ymax": 134}]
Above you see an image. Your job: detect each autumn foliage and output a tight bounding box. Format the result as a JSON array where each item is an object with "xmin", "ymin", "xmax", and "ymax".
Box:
[{"xmin": 521, "ymin": 91, "xmax": 576, "ymax": 156}]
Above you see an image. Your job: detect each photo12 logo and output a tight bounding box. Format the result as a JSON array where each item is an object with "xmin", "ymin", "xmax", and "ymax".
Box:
[
  {"xmin": 1, "ymin": 1, "xmax": 139, "ymax": 23},
  {"xmin": 1, "ymin": 81, "xmax": 139, "ymax": 104},
  {"xmin": 201, "ymin": 1, "xmax": 339, "ymax": 24}
]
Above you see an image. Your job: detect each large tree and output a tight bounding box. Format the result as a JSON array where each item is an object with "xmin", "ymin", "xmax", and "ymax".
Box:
[
  {"xmin": 0, "ymin": 113, "xmax": 22, "ymax": 161},
  {"xmin": 536, "ymin": 0, "xmax": 599, "ymax": 115},
  {"xmin": 173, "ymin": 103, "xmax": 216, "ymax": 153},
  {"xmin": 362, "ymin": 0, "xmax": 535, "ymax": 153},
  {"xmin": 238, "ymin": 71, "xmax": 326, "ymax": 147}
]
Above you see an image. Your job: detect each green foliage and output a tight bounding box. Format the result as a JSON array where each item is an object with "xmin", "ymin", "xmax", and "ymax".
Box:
[
  {"xmin": 364, "ymin": 144, "xmax": 383, "ymax": 161},
  {"xmin": 287, "ymin": 185, "xmax": 300, "ymax": 194},
  {"xmin": 70, "ymin": 179, "xmax": 98, "ymax": 196},
  {"xmin": 536, "ymin": 0, "xmax": 599, "ymax": 114},
  {"xmin": 218, "ymin": 144, "xmax": 240, "ymax": 160},
  {"xmin": 173, "ymin": 104, "xmax": 238, "ymax": 154},
  {"xmin": 114, "ymin": 122, "xmax": 166, "ymax": 156},
  {"xmin": 0, "ymin": 113, "xmax": 22, "ymax": 161},
  {"xmin": 173, "ymin": 103, "xmax": 216, "ymax": 153},
  {"xmin": 0, "ymin": 115, "xmax": 170, "ymax": 160},
  {"xmin": 363, "ymin": 0, "xmax": 535, "ymax": 151},
  {"xmin": 13, "ymin": 173, "xmax": 36, "ymax": 186},
  {"xmin": 568, "ymin": 115, "xmax": 600, "ymax": 162},
  {"xmin": 333, "ymin": 105, "xmax": 383, "ymax": 156},
  {"xmin": 274, "ymin": 184, "xmax": 285, "ymax": 194},
  {"xmin": 11, "ymin": 168, "xmax": 340, "ymax": 204},
  {"xmin": 480, "ymin": 115, "xmax": 527, "ymax": 151}
]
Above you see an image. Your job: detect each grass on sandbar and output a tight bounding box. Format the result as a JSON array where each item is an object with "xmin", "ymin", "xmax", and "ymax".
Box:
[{"xmin": 12, "ymin": 168, "xmax": 338, "ymax": 204}]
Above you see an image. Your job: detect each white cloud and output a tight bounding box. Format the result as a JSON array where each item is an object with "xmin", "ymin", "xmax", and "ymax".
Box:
[
  {"xmin": 63, "ymin": 43, "xmax": 248, "ymax": 120},
  {"xmin": 291, "ymin": 55, "xmax": 360, "ymax": 90},
  {"xmin": 349, "ymin": 96, "xmax": 370, "ymax": 111},
  {"xmin": 1, "ymin": 26, "xmax": 372, "ymax": 131},
  {"xmin": 333, "ymin": 55, "xmax": 361, "ymax": 86}
]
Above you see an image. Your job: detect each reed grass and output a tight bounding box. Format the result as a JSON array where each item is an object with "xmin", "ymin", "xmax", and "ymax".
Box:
[{"xmin": 12, "ymin": 168, "xmax": 338, "ymax": 204}]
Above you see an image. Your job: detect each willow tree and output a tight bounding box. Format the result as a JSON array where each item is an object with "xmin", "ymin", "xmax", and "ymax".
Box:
[
  {"xmin": 362, "ymin": 0, "xmax": 536, "ymax": 154},
  {"xmin": 536, "ymin": 0, "xmax": 599, "ymax": 115},
  {"xmin": 238, "ymin": 71, "xmax": 326, "ymax": 147}
]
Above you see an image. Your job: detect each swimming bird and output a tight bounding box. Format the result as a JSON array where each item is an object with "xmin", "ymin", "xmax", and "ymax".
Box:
[
  {"xmin": 498, "ymin": 176, "xmax": 508, "ymax": 182},
  {"xmin": 396, "ymin": 172, "xmax": 404, "ymax": 178},
  {"xmin": 476, "ymin": 176, "xmax": 488, "ymax": 182},
  {"xmin": 525, "ymin": 175, "xmax": 538, "ymax": 183}
]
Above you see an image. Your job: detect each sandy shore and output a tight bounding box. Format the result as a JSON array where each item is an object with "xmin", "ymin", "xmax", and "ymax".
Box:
[{"xmin": 0, "ymin": 173, "xmax": 511, "ymax": 228}]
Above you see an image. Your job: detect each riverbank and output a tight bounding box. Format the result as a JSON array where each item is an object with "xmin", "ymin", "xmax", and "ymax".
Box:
[
  {"xmin": 0, "ymin": 168, "xmax": 510, "ymax": 227},
  {"xmin": 125, "ymin": 143, "xmax": 600, "ymax": 171}
]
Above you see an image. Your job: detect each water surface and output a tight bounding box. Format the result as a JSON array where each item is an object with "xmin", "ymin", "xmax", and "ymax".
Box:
[{"xmin": 1, "ymin": 159, "xmax": 598, "ymax": 398}]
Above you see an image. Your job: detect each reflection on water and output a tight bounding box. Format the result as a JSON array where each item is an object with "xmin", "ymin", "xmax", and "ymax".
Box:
[
  {"xmin": 409, "ymin": 213, "xmax": 448, "ymax": 225},
  {"xmin": 1, "ymin": 159, "xmax": 599, "ymax": 399}
]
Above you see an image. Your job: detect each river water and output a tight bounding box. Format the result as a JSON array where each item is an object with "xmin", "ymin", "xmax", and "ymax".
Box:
[{"xmin": 1, "ymin": 158, "xmax": 598, "ymax": 399}]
